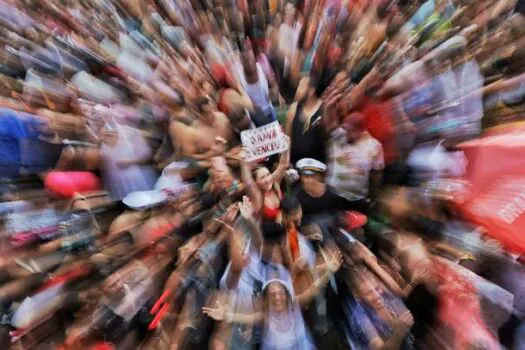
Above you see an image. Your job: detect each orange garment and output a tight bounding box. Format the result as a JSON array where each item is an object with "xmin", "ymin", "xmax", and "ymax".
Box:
[
  {"xmin": 269, "ymin": 0, "xmax": 279, "ymax": 15},
  {"xmin": 288, "ymin": 225, "xmax": 300, "ymax": 262}
]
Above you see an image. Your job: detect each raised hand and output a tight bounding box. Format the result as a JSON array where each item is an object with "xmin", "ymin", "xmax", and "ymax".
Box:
[
  {"xmin": 239, "ymin": 196, "xmax": 254, "ymax": 219},
  {"xmin": 202, "ymin": 300, "xmax": 227, "ymax": 321},
  {"xmin": 222, "ymin": 203, "xmax": 240, "ymax": 223},
  {"xmin": 326, "ymin": 249, "xmax": 344, "ymax": 273}
]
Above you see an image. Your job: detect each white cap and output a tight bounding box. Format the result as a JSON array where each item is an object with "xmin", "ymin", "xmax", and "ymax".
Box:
[
  {"xmin": 122, "ymin": 190, "xmax": 168, "ymax": 210},
  {"xmin": 296, "ymin": 158, "xmax": 327, "ymax": 175}
]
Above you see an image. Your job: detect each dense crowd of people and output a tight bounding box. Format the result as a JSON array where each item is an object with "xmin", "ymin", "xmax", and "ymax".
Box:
[{"xmin": 0, "ymin": 0, "xmax": 525, "ymax": 349}]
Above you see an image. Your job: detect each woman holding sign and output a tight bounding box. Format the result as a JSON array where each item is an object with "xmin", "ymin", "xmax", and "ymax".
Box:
[{"xmin": 240, "ymin": 135, "xmax": 290, "ymax": 223}]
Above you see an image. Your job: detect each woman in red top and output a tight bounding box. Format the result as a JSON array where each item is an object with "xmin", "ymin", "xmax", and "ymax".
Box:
[{"xmin": 240, "ymin": 137, "xmax": 290, "ymax": 222}]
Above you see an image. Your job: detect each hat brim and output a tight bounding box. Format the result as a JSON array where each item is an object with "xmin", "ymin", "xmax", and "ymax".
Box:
[{"xmin": 300, "ymin": 168, "xmax": 325, "ymax": 176}]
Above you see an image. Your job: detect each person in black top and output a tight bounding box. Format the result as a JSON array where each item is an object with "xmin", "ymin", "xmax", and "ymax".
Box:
[
  {"xmin": 292, "ymin": 158, "xmax": 371, "ymax": 234},
  {"xmin": 285, "ymin": 78, "xmax": 329, "ymax": 166}
]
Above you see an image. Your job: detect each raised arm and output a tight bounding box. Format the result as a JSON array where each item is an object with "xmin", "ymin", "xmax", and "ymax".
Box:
[
  {"xmin": 296, "ymin": 248, "xmax": 343, "ymax": 306},
  {"xmin": 240, "ymin": 152, "xmax": 263, "ymax": 212},
  {"xmin": 272, "ymin": 138, "xmax": 290, "ymax": 184}
]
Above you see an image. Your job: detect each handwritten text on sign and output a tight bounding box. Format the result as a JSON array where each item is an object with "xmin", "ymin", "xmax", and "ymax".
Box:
[{"xmin": 241, "ymin": 121, "xmax": 288, "ymax": 161}]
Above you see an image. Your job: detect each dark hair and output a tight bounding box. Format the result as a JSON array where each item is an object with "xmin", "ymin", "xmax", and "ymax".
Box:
[
  {"xmin": 281, "ymin": 196, "xmax": 301, "ymax": 215},
  {"xmin": 313, "ymin": 66, "xmax": 339, "ymax": 97},
  {"xmin": 195, "ymin": 96, "xmax": 211, "ymax": 112},
  {"xmin": 261, "ymin": 220, "xmax": 286, "ymax": 243},
  {"xmin": 377, "ymin": 2, "xmax": 392, "ymax": 19}
]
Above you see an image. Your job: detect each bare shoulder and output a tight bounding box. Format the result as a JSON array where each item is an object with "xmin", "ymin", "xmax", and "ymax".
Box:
[{"xmin": 169, "ymin": 119, "xmax": 190, "ymax": 135}]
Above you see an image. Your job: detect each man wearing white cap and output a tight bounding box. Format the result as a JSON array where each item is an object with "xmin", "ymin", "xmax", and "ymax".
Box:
[{"xmin": 293, "ymin": 158, "xmax": 371, "ymax": 226}]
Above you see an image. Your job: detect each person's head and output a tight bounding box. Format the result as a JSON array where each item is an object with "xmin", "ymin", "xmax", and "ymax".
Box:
[
  {"xmin": 350, "ymin": 268, "xmax": 385, "ymax": 310},
  {"xmin": 284, "ymin": 3, "xmax": 295, "ymax": 25},
  {"xmin": 305, "ymin": 77, "xmax": 319, "ymax": 100},
  {"xmin": 296, "ymin": 158, "xmax": 327, "ymax": 192},
  {"xmin": 281, "ymin": 196, "xmax": 302, "ymax": 227},
  {"xmin": 342, "ymin": 112, "xmax": 366, "ymax": 143},
  {"xmin": 263, "ymin": 280, "xmax": 292, "ymax": 313},
  {"xmin": 376, "ymin": 1, "xmax": 394, "ymax": 20},
  {"xmin": 300, "ymin": 171, "xmax": 324, "ymax": 193},
  {"xmin": 254, "ymin": 166, "xmax": 273, "ymax": 192},
  {"xmin": 196, "ymin": 96, "xmax": 215, "ymax": 123},
  {"xmin": 229, "ymin": 107, "xmax": 252, "ymax": 132}
]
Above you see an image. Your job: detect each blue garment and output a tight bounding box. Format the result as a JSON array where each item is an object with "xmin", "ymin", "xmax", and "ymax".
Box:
[
  {"xmin": 402, "ymin": 82, "xmax": 440, "ymax": 122},
  {"xmin": 402, "ymin": 0, "xmax": 455, "ymax": 32},
  {"xmin": 343, "ymin": 293, "xmax": 414, "ymax": 350},
  {"xmin": 0, "ymin": 109, "xmax": 35, "ymax": 178},
  {"xmin": 0, "ymin": 109, "xmax": 49, "ymax": 178}
]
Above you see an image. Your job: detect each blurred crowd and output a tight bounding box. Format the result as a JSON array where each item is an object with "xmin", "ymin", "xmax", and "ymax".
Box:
[{"xmin": 0, "ymin": 0, "xmax": 525, "ymax": 349}]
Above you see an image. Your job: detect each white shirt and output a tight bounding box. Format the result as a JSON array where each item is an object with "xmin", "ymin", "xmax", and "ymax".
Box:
[
  {"xmin": 327, "ymin": 129, "xmax": 384, "ymax": 200},
  {"xmin": 278, "ymin": 23, "xmax": 301, "ymax": 60}
]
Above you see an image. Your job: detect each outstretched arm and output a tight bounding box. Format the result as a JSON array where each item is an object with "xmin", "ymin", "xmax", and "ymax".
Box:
[{"xmin": 203, "ymin": 300, "xmax": 263, "ymax": 325}]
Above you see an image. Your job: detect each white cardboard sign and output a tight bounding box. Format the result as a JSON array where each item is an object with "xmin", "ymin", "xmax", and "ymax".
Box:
[{"xmin": 240, "ymin": 121, "xmax": 288, "ymax": 161}]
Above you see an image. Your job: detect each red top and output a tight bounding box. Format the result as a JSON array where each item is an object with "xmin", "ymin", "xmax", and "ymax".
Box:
[
  {"xmin": 360, "ymin": 97, "xmax": 397, "ymax": 165},
  {"xmin": 262, "ymin": 205, "xmax": 280, "ymax": 222},
  {"xmin": 261, "ymin": 189, "xmax": 282, "ymax": 221}
]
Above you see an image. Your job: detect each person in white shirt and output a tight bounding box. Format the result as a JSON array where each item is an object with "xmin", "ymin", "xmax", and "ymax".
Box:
[
  {"xmin": 278, "ymin": 3, "xmax": 302, "ymax": 71},
  {"xmin": 327, "ymin": 112, "xmax": 384, "ymax": 201}
]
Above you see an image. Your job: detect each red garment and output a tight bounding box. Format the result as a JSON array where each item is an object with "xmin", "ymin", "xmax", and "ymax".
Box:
[
  {"xmin": 148, "ymin": 222, "xmax": 178, "ymax": 241},
  {"xmin": 433, "ymin": 258, "xmax": 499, "ymax": 349},
  {"xmin": 345, "ymin": 211, "xmax": 368, "ymax": 230},
  {"xmin": 360, "ymin": 97, "xmax": 397, "ymax": 164},
  {"xmin": 457, "ymin": 132, "xmax": 525, "ymax": 253},
  {"xmin": 92, "ymin": 343, "xmax": 115, "ymax": 350},
  {"xmin": 262, "ymin": 203, "xmax": 280, "ymax": 222},
  {"xmin": 261, "ymin": 190, "xmax": 282, "ymax": 221},
  {"xmin": 45, "ymin": 171, "xmax": 101, "ymax": 198}
]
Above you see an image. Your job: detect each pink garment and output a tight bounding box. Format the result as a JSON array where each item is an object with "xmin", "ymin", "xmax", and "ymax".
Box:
[{"xmin": 45, "ymin": 171, "xmax": 101, "ymax": 198}]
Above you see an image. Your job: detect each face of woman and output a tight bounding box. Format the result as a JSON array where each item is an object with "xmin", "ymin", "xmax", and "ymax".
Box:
[
  {"xmin": 356, "ymin": 277, "xmax": 384, "ymax": 310},
  {"xmin": 268, "ymin": 282, "xmax": 288, "ymax": 312},
  {"xmin": 255, "ymin": 167, "xmax": 273, "ymax": 192}
]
